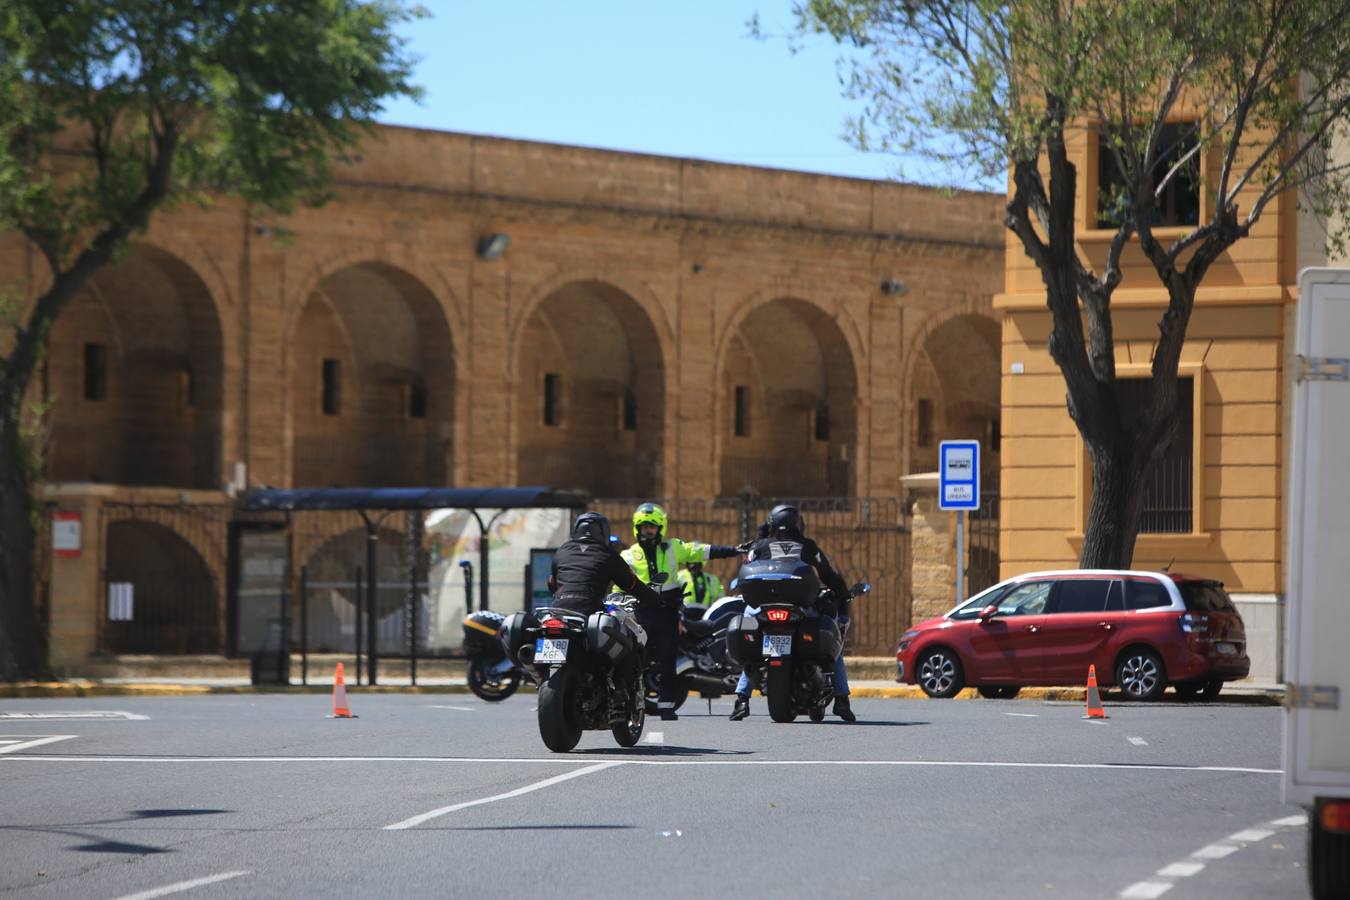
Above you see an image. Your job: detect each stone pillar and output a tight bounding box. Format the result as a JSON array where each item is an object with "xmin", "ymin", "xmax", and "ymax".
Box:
[
  {"xmin": 45, "ymin": 484, "xmax": 117, "ymax": 673},
  {"xmin": 902, "ymin": 472, "xmax": 957, "ymax": 624}
]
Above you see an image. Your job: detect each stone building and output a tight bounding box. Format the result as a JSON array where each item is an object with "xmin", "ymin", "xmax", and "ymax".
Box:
[{"xmin": 5, "ymin": 125, "xmax": 1005, "ymax": 666}]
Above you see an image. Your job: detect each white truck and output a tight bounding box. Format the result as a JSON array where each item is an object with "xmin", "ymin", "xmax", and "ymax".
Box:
[{"xmin": 1285, "ymin": 267, "xmax": 1350, "ymax": 899}]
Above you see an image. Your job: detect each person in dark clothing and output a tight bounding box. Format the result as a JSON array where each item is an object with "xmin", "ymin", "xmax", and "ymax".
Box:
[
  {"xmin": 729, "ymin": 503, "xmax": 857, "ymax": 723},
  {"xmin": 549, "ymin": 512, "xmax": 659, "ymax": 614}
]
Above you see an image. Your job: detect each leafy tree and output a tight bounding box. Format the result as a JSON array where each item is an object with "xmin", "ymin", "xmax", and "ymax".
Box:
[
  {"xmin": 0, "ymin": 1, "xmax": 423, "ymax": 680},
  {"xmin": 796, "ymin": 0, "xmax": 1350, "ymax": 567}
]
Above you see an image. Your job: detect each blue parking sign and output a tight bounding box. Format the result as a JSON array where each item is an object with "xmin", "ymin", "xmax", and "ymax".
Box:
[{"xmin": 939, "ymin": 440, "xmax": 980, "ymax": 511}]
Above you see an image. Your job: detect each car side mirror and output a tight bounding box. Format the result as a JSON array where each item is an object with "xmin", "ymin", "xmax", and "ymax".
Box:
[{"xmin": 977, "ymin": 605, "xmax": 999, "ymax": 622}]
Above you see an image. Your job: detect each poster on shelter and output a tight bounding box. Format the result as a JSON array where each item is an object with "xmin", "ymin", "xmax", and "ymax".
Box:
[{"xmin": 423, "ymin": 508, "xmax": 570, "ymax": 652}]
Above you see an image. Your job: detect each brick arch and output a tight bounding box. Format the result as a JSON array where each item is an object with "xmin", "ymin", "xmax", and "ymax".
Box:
[
  {"xmin": 285, "ymin": 257, "xmax": 459, "ymax": 488},
  {"xmin": 713, "ymin": 291, "xmax": 865, "ymax": 497},
  {"xmin": 508, "ymin": 275, "xmax": 672, "ymax": 497},
  {"xmin": 102, "ymin": 519, "xmax": 219, "ymax": 654},
  {"xmin": 45, "ymin": 242, "xmax": 227, "ymax": 488}
]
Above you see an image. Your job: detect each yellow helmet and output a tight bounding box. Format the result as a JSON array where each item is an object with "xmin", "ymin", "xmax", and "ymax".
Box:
[{"xmin": 632, "ymin": 502, "xmax": 668, "ymax": 541}]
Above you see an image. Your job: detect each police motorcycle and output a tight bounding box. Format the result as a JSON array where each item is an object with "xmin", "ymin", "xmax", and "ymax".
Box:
[
  {"xmin": 726, "ymin": 557, "xmax": 870, "ymax": 723},
  {"xmin": 501, "ymin": 575, "xmax": 685, "ymax": 753},
  {"xmin": 460, "ymin": 610, "xmax": 523, "ymax": 702},
  {"xmin": 645, "ymin": 592, "xmax": 747, "ymax": 714}
]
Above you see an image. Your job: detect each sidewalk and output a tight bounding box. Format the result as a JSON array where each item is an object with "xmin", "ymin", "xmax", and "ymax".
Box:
[{"xmin": 0, "ymin": 655, "xmax": 1284, "ymax": 704}]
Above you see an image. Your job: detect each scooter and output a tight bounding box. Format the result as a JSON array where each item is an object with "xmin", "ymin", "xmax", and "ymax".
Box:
[{"xmin": 461, "ymin": 610, "xmax": 523, "ymax": 701}]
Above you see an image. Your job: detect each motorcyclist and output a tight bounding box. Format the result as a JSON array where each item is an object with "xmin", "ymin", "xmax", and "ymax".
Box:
[
  {"xmin": 623, "ymin": 502, "xmax": 741, "ymax": 721},
  {"xmin": 677, "ymin": 560, "xmax": 724, "ymax": 614},
  {"xmin": 729, "ymin": 504, "xmax": 857, "ymax": 723},
  {"xmin": 550, "ymin": 512, "xmax": 659, "ymax": 615}
]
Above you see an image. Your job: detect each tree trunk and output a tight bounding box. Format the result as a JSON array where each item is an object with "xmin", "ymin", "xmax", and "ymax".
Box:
[
  {"xmin": 1079, "ymin": 440, "xmax": 1149, "ymax": 569},
  {"xmin": 0, "ymin": 401, "xmax": 44, "ymax": 681}
]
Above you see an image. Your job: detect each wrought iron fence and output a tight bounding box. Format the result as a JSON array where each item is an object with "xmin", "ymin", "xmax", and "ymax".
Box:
[
  {"xmin": 594, "ymin": 494, "xmax": 910, "ymax": 655},
  {"xmin": 965, "ymin": 491, "xmax": 1001, "ymax": 596}
]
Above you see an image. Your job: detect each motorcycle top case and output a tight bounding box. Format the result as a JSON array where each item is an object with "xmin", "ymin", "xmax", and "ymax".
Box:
[
  {"xmin": 462, "ymin": 610, "xmax": 507, "ymax": 655},
  {"xmin": 736, "ymin": 557, "xmax": 822, "ymax": 608}
]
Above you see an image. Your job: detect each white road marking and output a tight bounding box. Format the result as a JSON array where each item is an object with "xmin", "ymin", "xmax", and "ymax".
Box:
[
  {"xmin": 107, "ymin": 870, "xmax": 250, "ymax": 900},
  {"xmin": 1157, "ymin": 862, "xmax": 1205, "ymax": 878},
  {"xmin": 1004, "ymin": 713, "xmax": 1039, "ymax": 718},
  {"xmin": 0, "ymin": 711, "xmax": 147, "ymax": 720},
  {"xmin": 1228, "ymin": 828, "xmax": 1274, "ymax": 842},
  {"xmin": 0, "ymin": 756, "xmax": 1283, "ymax": 774},
  {"xmin": 1128, "ymin": 736, "xmax": 1148, "ymax": 746},
  {"xmin": 1270, "ymin": 814, "xmax": 1307, "ymax": 827},
  {"xmin": 427, "ymin": 705, "xmax": 475, "ymax": 712},
  {"xmin": 1119, "ymin": 881, "xmax": 1172, "ymax": 898},
  {"xmin": 645, "ymin": 731, "xmax": 664, "ymax": 744},
  {"xmin": 0, "ymin": 735, "xmax": 77, "ymax": 754},
  {"xmin": 384, "ymin": 761, "xmax": 624, "ymax": 830},
  {"xmin": 1191, "ymin": 844, "xmax": 1239, "ymax": 860}
]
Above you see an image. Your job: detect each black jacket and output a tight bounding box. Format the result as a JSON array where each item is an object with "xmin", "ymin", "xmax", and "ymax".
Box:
[
  {"xmin": 747, "ymin": 529, "xmax": 849, "ymax": 601},
  {"xmin": 551, "ymin": 537, "xmax": 656, "ymax": 614}
]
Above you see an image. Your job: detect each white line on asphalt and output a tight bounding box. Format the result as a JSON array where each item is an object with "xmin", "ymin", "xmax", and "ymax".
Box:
[
  {"xmin": 1156, "ymin": 862, "xmax": 1204, "ymax": 878},
  {"xmin": 1128, "ymin": 736, "xmax": 1148, "ymax": 746},
  {"xmin": 0, "ymin": 735, "xmax": 77, "ymax": 754},
  {"xmin": 0, "ymin": 755, "xmax": 1284, "ymax": 774},
  {"xmin": 107, "ymin": 870, "xmax": 250, "ymax": 900},
  {"xmin": 1270, "ymin": 814, "xmax": 1307, "ymax": 827},
  {"xmin": 0, "ymin": 711, "xmax": 147, "ymax": 720},
  {"xmin": 426, "ymin": 705, "xmax": 475, "ymax": 712},
  {"xmin": 1119, "ymin": 881, "xmax": 1172, "ymax": 898},
  {"xmin": 1191, "ymin": 844, "xmax": 1239, "ymax": 860},
  {"xmin": 385, "ymin": 761, "xmax": 623, "ymax": 830},
  {"xmin": 645, "ymin": 731, "xmax": 664, "ymax": 744},
  {"xmin": 1228, "ymin": 828, "xmax": 1274, "ymax": 842},
  {"xmin": 1004, "ymin": 713, "xmax": 1039, "ymax": 717}
]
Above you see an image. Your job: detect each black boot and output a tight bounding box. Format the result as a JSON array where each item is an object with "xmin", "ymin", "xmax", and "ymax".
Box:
[
  {"xmin": 833, "ymin": 695, "xmax": 856, "ymax": 723},
  {"xmin": 729, "ymin": 696, "xmax": 750, "ymax": 721},
  {"xmin": 659, "ymin": 708, "xmax": 679, "ymax": 721}
]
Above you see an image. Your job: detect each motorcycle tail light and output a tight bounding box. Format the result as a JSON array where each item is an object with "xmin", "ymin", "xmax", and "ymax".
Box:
[
  {"xmin": 766, "ymin": 608, "xmax": 790, "ymax": 622},
  {"xmin": 542, "ymin": 617, "xmax": 565, "ymax": 633}
]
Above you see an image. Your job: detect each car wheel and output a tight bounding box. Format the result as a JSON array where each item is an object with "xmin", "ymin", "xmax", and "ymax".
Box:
[
  {"xmin": 1116, "ymin": 648, "xmax": 1166, "ymax": 702},
  {"xmin": 917, "ymin": 647, "xmax": 964, "ymax": 699}
]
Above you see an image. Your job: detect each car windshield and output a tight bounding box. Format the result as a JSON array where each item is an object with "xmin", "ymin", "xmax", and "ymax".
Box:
[
  {"xmin": 1178, "ymin": 581, "xmax": 1237, "ymax": 613},
  {"xmin": 947, "ymin": 583, "xmax": 1009, "ymax": 619}
]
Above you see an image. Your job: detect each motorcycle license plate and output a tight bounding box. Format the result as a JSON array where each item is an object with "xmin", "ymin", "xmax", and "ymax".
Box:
[
  {"xmin": 534, "ymin": 638, "xmax": 569, "ymax": 663},
  {"xmin": 762, "ymin": 634, "xmax": 792, "ymax": 657}
]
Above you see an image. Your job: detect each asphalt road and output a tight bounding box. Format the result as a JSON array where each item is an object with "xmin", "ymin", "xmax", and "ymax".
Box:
[{"xmin": 0, "ymin": 693, "xmax": 1307, "ymax": 900}]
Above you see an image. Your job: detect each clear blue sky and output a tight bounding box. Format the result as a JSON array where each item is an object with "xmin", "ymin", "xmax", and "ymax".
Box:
[{"xmin": 375, "ymin": 1, "xmax": 986, "ymax": 189}]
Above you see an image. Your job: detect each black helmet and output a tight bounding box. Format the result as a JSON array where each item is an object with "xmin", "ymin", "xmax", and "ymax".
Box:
[
  {"xmin": 572, "ymin": 511, "xmax": 612, "ymax": 544},
  {"xmin": 766, "ymin": 504, "xmax": 803, "ymax": 535}
]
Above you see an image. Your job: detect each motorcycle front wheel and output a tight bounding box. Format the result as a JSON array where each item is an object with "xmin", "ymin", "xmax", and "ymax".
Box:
[
  {"xmin": 467, "ymin": 659, "xmax": 521, "ymax": 702},
  {"xmin": 766, "ymin": 664, "xmax": 797, "ymax": 723},
  {"xmin": 537, "ymin": 666, "xmax": 583, "ymax": 753},
  {"xmin": 611, "ymin": 687, "xmax": 646, "ymax": 748}
]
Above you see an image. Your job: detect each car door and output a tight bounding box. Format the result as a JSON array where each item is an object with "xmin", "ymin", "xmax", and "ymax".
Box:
[
  {"xmin": 965, "ymin": 580, "xmax": 1053, "ymax": 683},
  {"xmin": 1039, "ymin": 578, "xmax": 1119, "ymax": 681}
]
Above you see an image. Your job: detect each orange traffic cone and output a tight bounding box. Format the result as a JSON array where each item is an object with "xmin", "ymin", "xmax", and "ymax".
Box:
[
  {"xmin": 330, "ymin": 662, "xmax": 355, "ymax": 718},
  {"xmin": 1083, "ymin": 664, "xmax": 1108, "ymax": 720}
]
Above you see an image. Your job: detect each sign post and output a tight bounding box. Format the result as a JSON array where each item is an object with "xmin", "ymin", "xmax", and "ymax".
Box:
[{"xmin": 939, "ymin": 440, "xmax": 981, "ymax": 604}]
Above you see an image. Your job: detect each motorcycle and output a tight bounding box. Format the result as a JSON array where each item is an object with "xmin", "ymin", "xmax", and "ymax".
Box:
[
  {"xmin": 461, "ymin": 610, "xmax": 523, "ymax": 702},
  {"xmin": 501, "ymin": 581, "xmax": 683, "ymax": 752},
  {"xmin": 644, "ymin": 593, "xmax": 746, "ymax": 714},
  {"xmin": 726, "ymin": 555, "xmax": 870, "ymax": 723}
]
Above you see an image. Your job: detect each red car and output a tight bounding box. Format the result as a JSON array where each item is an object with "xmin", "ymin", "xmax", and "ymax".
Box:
[{"xmin": 895, "ymin": 570, "xmax": 1251, "ymax": 701}]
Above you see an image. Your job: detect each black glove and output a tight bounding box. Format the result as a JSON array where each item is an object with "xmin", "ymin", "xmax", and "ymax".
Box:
[{"xmin": 735, "ymin": 541, "xmax": 754, "ymax": 553}]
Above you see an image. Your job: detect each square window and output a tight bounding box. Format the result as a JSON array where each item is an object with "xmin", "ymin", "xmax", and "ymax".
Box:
[{"xmin": 1096, "ymin": 122, "xmax": 1200, "ymax": 229}]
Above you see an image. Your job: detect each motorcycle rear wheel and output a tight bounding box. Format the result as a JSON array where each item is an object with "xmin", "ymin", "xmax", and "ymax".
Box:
[
  {"xmin": 467, "ymin": 659, "xmax": 521, "ymax": 702},
  {"xmin": 766, "ymin": 665, "xmax": 797, "ymax": 723},
  {"xmin": 538, "ymin": 666, "xmax": 583, "ymax": 752}
]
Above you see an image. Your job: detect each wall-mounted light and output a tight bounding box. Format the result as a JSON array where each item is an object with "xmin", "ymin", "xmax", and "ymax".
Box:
[
  {"xmin": 477, "ymin": 233, "xmax": 511, "ymax": 260},
  {"xmin": 880, "ymin": 278, "xmax": 909, "ymax": 296}
]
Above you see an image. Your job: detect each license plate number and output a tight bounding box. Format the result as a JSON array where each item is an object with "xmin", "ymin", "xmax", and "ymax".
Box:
[
  {"xmin": 534, "ymin": 638, "xmax": 569, "ymax": 663},
  {"xmin": 1216, "ymin": 642, "xmax": 1237, "ymax": 657},
  {"xmin": 762, "ymin": 634, "xmax": 792, "ymax": 657}
]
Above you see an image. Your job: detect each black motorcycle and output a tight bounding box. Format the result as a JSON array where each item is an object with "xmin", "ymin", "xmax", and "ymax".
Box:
[
  {"xmin": 726, "ymin": 556, "xmax": 870, "ymax": 723},
  {"xmin": 461, "ymin": 610, "xmax": 523, "ymax": 702},
  {"xmin": 645, "ymin": 594, "xmax": 746, "ymax": 714},
  {"xmin": 501, "ymin": 587, "xmax": 679, "ymax": 753}
]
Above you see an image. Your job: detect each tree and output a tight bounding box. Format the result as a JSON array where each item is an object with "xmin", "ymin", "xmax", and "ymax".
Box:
[
  {"xmin": 0, "ymin": 1, "xmax": 423, "ymax": 680},
  {"xmin": 796, "ymin": 0, "xmax": 1350, "ymax": 566}
]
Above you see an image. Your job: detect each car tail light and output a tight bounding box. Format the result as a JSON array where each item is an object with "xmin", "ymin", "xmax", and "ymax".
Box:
[
  {"xmin": 542, "ymin": 617, "xmax": 565, "ymax": 633},
  {"xmin": 1179, "ymin": 612, "xmax": 1210, "ymax": 633},
  {"xmin": 1323, "ymin": 800, "xmax": 1350, "ymax": 833},
  {"xmin": 766, "ymin": 609, "xmax": 790, "ymax": 622}
]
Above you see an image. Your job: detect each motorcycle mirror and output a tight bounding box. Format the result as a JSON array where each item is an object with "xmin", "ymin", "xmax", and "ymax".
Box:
[
  {"xmin": 608, "ymin": 535, "xmax": 621, "ymax": 544},
  {"xmin": 851, "ymin": 582, "xmax": 871, "ymax": 597},
  {"xmin": 651, "ymin": 572, "xmax": 669, "ymax": 584},
  {"xmin": 977, "ymin": 604, "xmax": 999, "ymax": 622}
]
